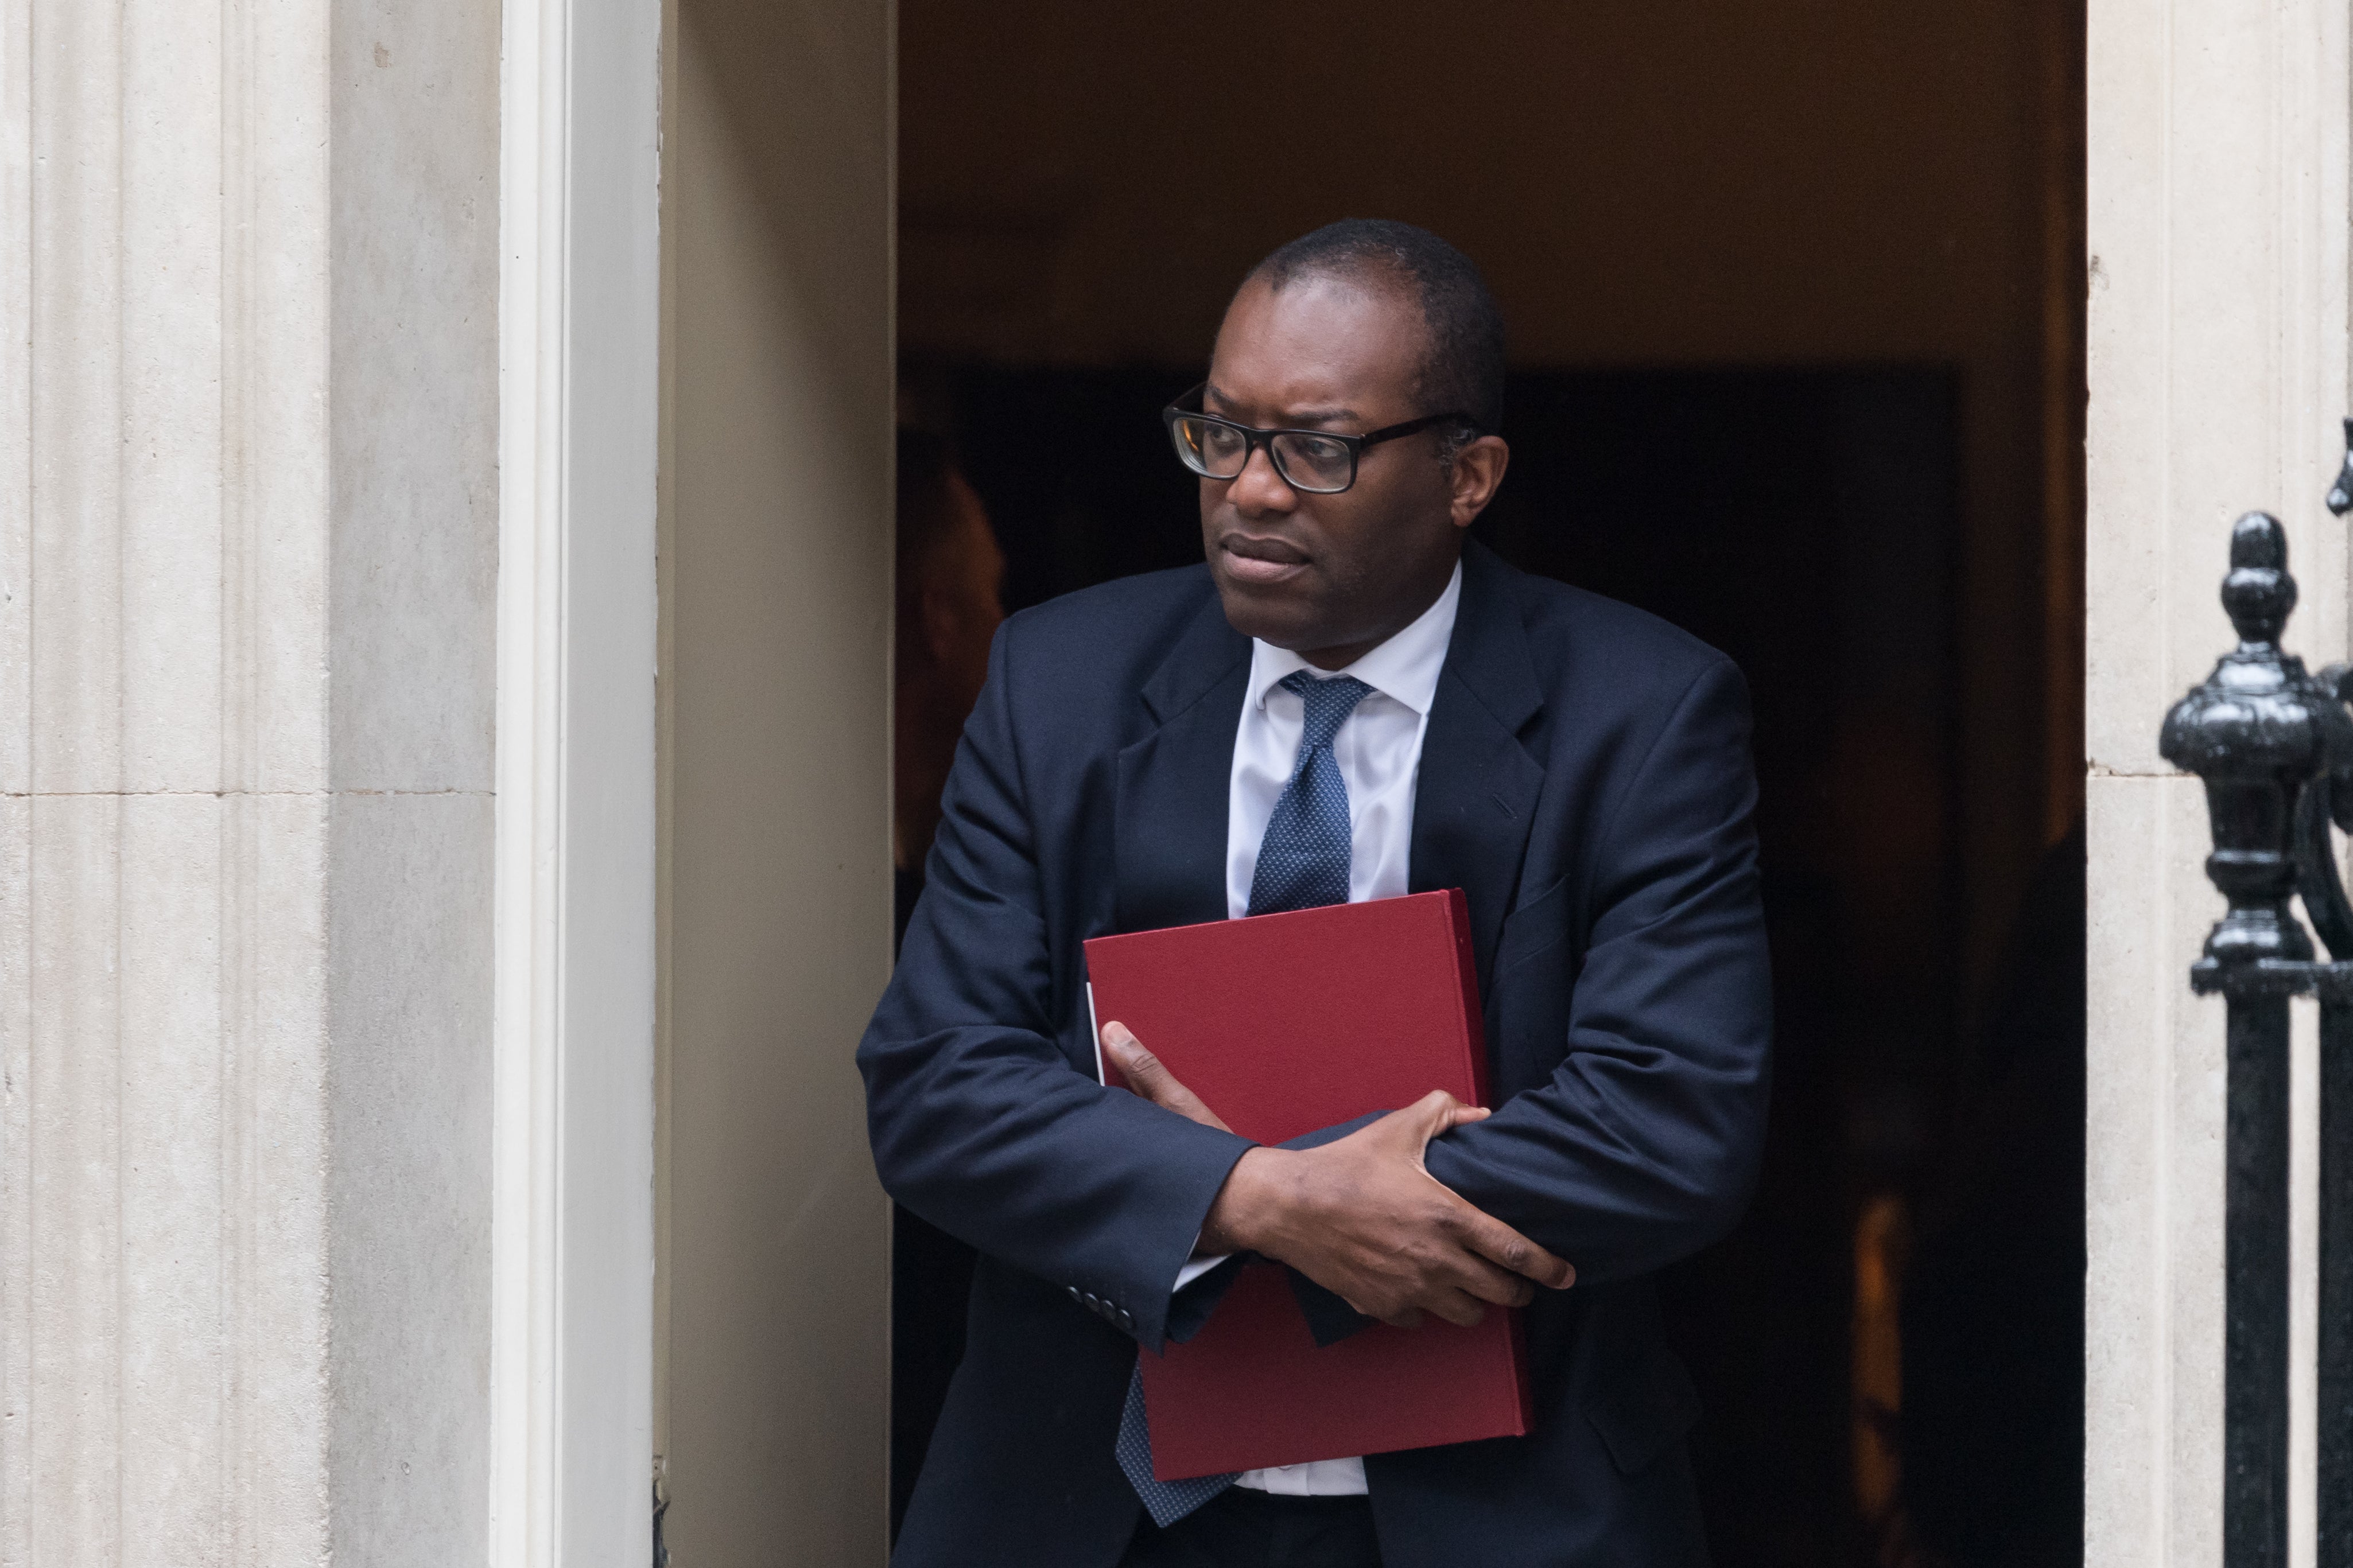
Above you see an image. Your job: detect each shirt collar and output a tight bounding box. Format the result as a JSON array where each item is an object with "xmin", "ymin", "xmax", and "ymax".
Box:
[{"xmin": 1247, "ymin": 559, "xmax": 1463, "ymax": 718}]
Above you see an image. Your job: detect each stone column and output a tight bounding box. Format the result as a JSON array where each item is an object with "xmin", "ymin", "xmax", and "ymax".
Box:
[
  {"xmin": 1, "ymin": 1, "xmax": 502, "ymax": 1562},
  {"xmin": 2086, "ymin": 0, "xmax": 2352, "ymax": 1562}
]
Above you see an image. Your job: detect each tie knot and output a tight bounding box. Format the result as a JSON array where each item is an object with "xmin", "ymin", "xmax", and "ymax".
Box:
[{"xmin": 1279, "ymin": 670, "xmax": 1374, "ymax": 752}]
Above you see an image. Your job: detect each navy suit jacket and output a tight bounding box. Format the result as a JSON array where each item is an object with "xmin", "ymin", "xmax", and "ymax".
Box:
[{"xmin": 860, "ymin": 540, "xmax": 1772, "ymax": 1567}]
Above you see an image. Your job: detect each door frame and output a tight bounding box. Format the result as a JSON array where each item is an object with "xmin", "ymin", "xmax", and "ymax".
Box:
[
  {"xmin": 484, "ymin": 0, "xmax": 2353, "ymax": 1562},
  {"xmin": 491, "ymin": 0, "xmax": 663, "ymax": 1562}
]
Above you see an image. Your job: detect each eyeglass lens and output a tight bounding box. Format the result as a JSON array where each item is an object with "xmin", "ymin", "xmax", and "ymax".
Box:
[{"xmin": 1168, "ymin": 415, "xmax": 1357, "ymax": 494}]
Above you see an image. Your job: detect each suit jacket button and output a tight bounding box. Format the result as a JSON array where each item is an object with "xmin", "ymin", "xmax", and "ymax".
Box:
[{"xmin": 1117, "ymin": 1308, "xmax": 1135, "ymax": 1330}]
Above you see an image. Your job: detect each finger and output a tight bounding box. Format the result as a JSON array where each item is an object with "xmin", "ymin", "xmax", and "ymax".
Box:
[
  {"xmin": 1436, "ymin": 1248, "xmax": 1539, "ymax": 1309},
  {"xmin": 1101, "ymin": 1024, "xmax": 1233, "ymax": 1133},
  {"xmin": 1398, "ymin": 1088, "xmax": 1470, "ymax": 1146},
  {"xmin": 1100, "ymin": 1022, "xmax": 1176, "ymax": 1098},
  {"xmin": 1387, "ymin": 1091, "xmax": 1489, "ymax": 1167},
  {"xmin": 1341, "ymin": 1287, "xmax": 1422, "ymax": 1329},
  {"xmin": 1451, "ymin": 1206, "xmax": 1577, "ymax": 1290},
  {"xmin": 1414, "ymin": 1286, "xmax": 1490, "ymax": 1330}
]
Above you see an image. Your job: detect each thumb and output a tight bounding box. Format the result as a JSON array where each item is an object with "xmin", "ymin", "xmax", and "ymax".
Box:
[
  {"xmin": 1401, "ymin": 1088, "xmax": 1470, "ymax": 1142},
  {"xmin": 1101, "ymin": 1022, "xmax": 1160, "ymax": 1084},
  {"xmin": 1391, "ymin": 1089, "xmax": 1489, "ymax": 1159},
  {"xmin": 1101, "ymin": 1022, "xmax": 1232, "ymax": 1133}
]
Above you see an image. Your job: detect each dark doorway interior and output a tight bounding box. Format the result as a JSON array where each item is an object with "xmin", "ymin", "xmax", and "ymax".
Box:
[
  {"xmin": 894, "ymin": 365, "xmax": 2080, "ymax": 1565},
  {"xmin": 889, "ymin": 1, "xmax": 2088, "ymax": 1561}
]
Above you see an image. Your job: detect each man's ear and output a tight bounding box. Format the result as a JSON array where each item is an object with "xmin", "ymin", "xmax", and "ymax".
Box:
[{"xmin": 1448, "ymin": 435, "xmax": 1510, "ymax": 530}]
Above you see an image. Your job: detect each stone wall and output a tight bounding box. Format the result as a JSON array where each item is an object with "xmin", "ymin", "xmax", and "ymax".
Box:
[
  {"xmin": 2086, "ymin": 0, "xmax": 2351, "ymax": 1562},
  {"xmin": 0, "ymin": 1, "xmax": 502, "ymax": 1561}
]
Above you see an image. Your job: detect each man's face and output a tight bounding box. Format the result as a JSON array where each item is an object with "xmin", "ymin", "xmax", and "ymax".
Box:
[{"xmin": 1198, "ymin": 272, "xmax": 1504, "ymax": 667}]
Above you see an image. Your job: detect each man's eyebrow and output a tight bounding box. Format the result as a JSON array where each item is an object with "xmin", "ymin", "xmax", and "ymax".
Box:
[{"xmin": 1203, "ymin": 382, "xmax": 1361, "ymax": 427}]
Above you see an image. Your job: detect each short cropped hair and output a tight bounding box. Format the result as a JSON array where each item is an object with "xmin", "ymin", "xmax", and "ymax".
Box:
[{"xmin": 1247, "ymin": 219, "xmax": 1506, "ymax": 456}]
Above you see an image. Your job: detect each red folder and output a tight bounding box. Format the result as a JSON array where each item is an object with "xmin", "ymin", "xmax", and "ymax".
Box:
[{"xmin": 1083, "ymin": 889, "xmax": 1533, "ymax": 1480}]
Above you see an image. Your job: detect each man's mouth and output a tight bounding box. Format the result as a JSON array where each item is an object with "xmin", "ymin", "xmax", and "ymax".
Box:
[{"xmin": 1219, "ymin": 534, "xmax": 1308, "ymax": 586}]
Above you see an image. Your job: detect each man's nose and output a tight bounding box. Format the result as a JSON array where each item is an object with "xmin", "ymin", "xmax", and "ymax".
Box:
[{"xmin": 1226, "ymin": 442, "xmax": 1297, "ymax": 515}]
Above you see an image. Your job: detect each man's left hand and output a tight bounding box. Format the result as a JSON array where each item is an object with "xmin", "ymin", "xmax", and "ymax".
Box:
[{"xmin": 1101, "ymin": 1021, "xmax": 1233, "ymax": 1133}]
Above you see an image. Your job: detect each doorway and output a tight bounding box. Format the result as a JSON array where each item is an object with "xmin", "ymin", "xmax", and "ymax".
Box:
[
  {"xmin": 649, "ymin": 1, "xmax": 2089, "ymax": 1563},
  {"xmin": 890, "ymin": 4, "xmax": 2086, "ymax": 1566}
]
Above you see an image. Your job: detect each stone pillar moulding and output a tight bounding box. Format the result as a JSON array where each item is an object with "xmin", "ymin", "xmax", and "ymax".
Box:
[
  {"xmin": 0, "ymin": 0, "xmax": 665, "ymax": 1562},
  {"xmin": 2086, "ymin": 0, "xmax": 2353, "ymax": 1562}
]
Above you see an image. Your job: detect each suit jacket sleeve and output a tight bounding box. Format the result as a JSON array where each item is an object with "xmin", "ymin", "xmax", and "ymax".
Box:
[
  {"xmin": 857, "ymin": 624, "xmax": 1256, "ymax": 1353},
  {"xmin": 1421, "ymin": 656, "xmax": 1772, "ymax": 1286}
]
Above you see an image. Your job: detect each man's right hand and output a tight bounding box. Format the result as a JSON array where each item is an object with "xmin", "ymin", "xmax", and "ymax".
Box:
[{"xmin": 1196, "ymin": 1090, "xmax": 1577, "ymax": 1329}]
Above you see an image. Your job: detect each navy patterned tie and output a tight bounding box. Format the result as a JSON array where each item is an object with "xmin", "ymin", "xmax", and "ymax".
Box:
[
  {"xmin": 1247, "ymin": 672, "xmax": 1375, "ymax": 917},
  {"xmin": 1118, "ymin": 670, "xmax": 1374, "ymax": 1527}
]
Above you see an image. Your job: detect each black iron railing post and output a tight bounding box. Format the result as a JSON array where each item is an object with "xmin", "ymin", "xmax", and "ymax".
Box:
[
  {"xmin": 2299, "ymin": 686, "xmax": 2353, "ymax": 1568},
  {"xmin": 2319, "ymin": 428, "xmax": 2353, "ymax": 1568},
  {"xmin": 2163, "ymin": 512, "xmax": 2353, "ymax": 1568},
  {"xmin": 2225, "ymin": 987, "xmax": 2293, "ymax": 1567},
  {"xmin": 2320, "ymin": 976, "xmax": 2353, "ymax": 1568}
]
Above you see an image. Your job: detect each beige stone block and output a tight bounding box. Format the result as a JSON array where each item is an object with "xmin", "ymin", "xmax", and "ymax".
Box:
[
  {"xmin": 0, "ymin": 0, "xmax": 30, "ymax": 800},
  {"xmin": 26, "ymin": 793, "xmax": 125, "ymax": 1568},
  {"xmin": 2087, "ymin": 0, "xmax": 2352, "ymax": 779},
  {"xmin": 28, "ymin": 1, "xmax": 125, "ymax": 798},
  {"xmin": 325, "ymin": 789, "xmax": 493, "ymax": 1565},
  {"xmin": 325, "ymin": 0, "xmax": 500, "ymax": 797},
  {"xmin": 0, "ymin": 793, "xmax": 29, "ymax": 1566},
  {"xmin": 6, "ymin": 791, "xmax": 333, "ymax": 1566},
  {"xmin": 223, "ymin": 0, "xmax": 332, "ymax": 798},
  {"xmin": 2087, "ymin": 772, "xmax": 2226, "ymax": 1567},
  {"xmin": 224, "ymin": 789, "xmax": 330, "ymax": 1567},
  {"xmin": 118, "ymin": 0, "xmax": 225, "ymax": 795},
  {"xmin": 117, "ymin": 794, "xmax": 224, "ymax": 1565}
]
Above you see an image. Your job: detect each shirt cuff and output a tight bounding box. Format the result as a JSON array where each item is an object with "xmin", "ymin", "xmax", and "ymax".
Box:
[{"xmin": 1174, "ymin": 1251, "xmax": 1231, "ymax": 1291}]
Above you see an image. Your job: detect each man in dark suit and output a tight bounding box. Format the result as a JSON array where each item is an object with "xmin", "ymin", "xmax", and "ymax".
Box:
[{"xmin": 860, "ymin": 220, "xmax": 1772, "ymax": 1568}]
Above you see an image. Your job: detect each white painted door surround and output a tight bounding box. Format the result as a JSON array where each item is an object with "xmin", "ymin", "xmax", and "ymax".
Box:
[{"xmin": 497, "ymin": 0, "xmax": 662, "ymax": 1562}]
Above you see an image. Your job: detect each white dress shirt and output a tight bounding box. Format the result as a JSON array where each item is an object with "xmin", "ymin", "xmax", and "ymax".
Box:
[{"xmin": 1197, "ymin": 561, "xmax": 1462, "ymax": 1497}]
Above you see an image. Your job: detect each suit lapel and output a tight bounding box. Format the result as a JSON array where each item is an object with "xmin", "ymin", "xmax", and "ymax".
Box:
[
  {"xmin": 1113, "ymin": 592, "xmax": 1251, "ymax": 933},
  {"xmin": 1410, "ymin": 542, "xmax": 1546, "ymax": 997}
]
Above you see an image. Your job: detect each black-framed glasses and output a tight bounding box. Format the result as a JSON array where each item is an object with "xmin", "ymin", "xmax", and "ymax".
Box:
[{"xmin": 1160, "ymin": 383, "xmax": 1476, "ymax": 495}]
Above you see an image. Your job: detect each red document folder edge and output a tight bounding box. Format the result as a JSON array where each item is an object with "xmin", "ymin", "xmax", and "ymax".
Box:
[{"xmin": 1083, "ymin": 889, "xmax": 1535, "ymax": 1480}]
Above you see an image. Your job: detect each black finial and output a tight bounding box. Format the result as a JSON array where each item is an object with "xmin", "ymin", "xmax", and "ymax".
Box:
[
  {"xmin": 2328, "ymin": 418, "xmax": 2353, "ymax": 515},
  {"xmin": 2223, "ymin": 512, "xmax": 2296, "ymax": 647},
  {"xmin": 2161, "ymin": 515, "xmax": 2353, "ymax": 970}
]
